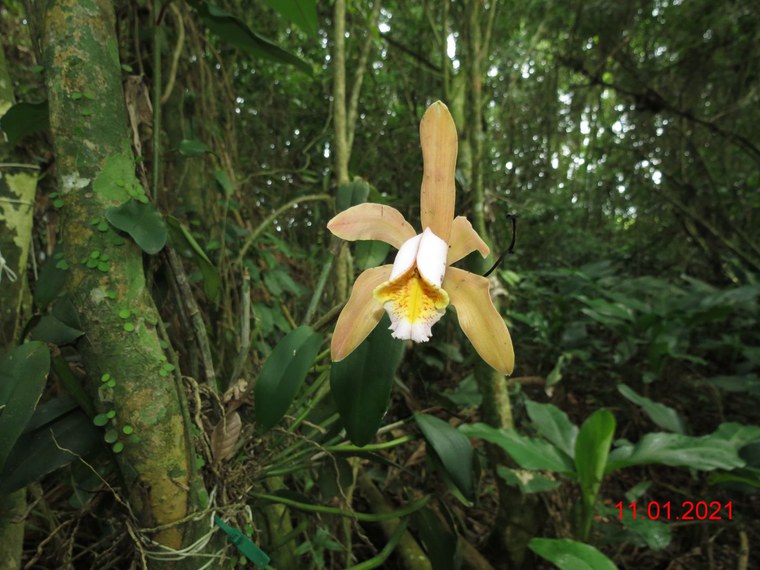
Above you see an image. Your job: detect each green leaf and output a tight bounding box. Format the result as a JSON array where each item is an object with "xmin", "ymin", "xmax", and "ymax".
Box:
[
  {"xmin": 34, "ymin": 248, "xmax": 68, "ymax": 307},
  {"xmin": 255, "ymin": 326, "xmax": 322, "ymax": 432},
  {"xmin": 263, "ymin": 0, "xmax": 317, "ymax": 35},
  {"xmin": 336, "ymin": 180, "xmax": 370, "ymax": 211},
  {"xmin": 213, "ymin": 169, "xmax": 234, "ymax": 196},
  {"xmin": 28, "ymin": 315, "xmax": 84, "ymax": 345},
  {"xmin": 189, "ymin": 1, "xmax": 312, "ymax": 74},
  {"xmin": 355, "ymin": 240, "xmax": 390, "ymax": 270},
  {"xmin": 575, "ymin": 410, "xmax": 616, "ymax": 539},
  {"xmin": 460, "ymin": 423, "xmax": 574, "ymax": 473},
  {"xmin": 106, "ymin": 199, "xmax": 167, "ymax": 254},
  {"xmin": 618, "ymin": 384, "xmax": 687, "ymax": 434},
  {"xmin": 416, "ymin": 413, "xmax": 475, "ymax": 502},
  {"xmin": 330, "ymin": 317, "xmax": 404, "ymax": 446},
  {"xmin": 497, "ymin": 466, "xmax": 561, "ymax": 494},
  {"xmin": 528, "ymin": 538, "xmax": 618, "ymax": 570},
  {"xmin": 606, "ymin": 423, "xmax": 760, "ymax": 473},
  {"xmin": 525, "ymin": 399, "xmax": 578, "ymax": 458},
  {"xmin": 0, "ymin": 404, "xmax": 102, "ymax": 495},
  {"xmin": 178, "ymin": 138, "xmax": 212, "ymax": 157},
  {"xmin": 0, "ymin": 342, "xmax": 51, "ymax": 472},
  {"xmin": 0, "ymin": 100, "xmax": 49, "ymax": 146},
  {"xmin": 412, "ymin": 506, "xmax": 462, "ymax": 570}
]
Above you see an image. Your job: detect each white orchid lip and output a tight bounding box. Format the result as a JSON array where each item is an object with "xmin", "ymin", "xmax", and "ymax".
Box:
[{"xmin": 373, "ymin": 228, "xmax": 450, "ymax": 343}]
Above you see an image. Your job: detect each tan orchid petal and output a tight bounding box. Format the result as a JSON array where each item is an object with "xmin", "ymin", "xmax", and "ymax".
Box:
[
  {"xmin": 447, "ymin": 216, "xmax": 490, "ymax": 265},
  {"xmin": 328, "ymin": 204, "xmax": 416, "ymax": 249},
  {"xmin": 443, "ymin": 267, "xmax": 515, "ymax": 375},
  {"xmin": 331, "ymin": 265, "xmax": 392, "ymax": 361},
  {"xmin": 419, "ymin": 101, "xmax": 457, "ymax": 242}
]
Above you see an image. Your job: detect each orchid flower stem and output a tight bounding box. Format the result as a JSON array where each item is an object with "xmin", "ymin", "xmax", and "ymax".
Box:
[
  {"xmin": 249, "ymin": 492, "xmax": 431, "ymax": 522},
  {"xmin": 483, "ymin": 213, "xmax": 517, "ymax": 277},
  {"xmin": 304, "ymin": 256, "xmax": 334, "ymax": 325}
]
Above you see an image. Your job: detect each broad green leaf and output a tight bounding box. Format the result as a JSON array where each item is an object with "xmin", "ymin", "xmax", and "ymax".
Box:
[
  {"xmin": 336, "ymin": 180, "xmax": 370, "ymax": 211},
  {"xmin": 263, "ymin": 0, "xmax": 317, "ymax": 35},
  {"xmin": 576, "ymin": 410, "xmax": 616, "ymax": 481},
  {"xmin": 34, "ymin": 249, "xmax": 68, "ymax": 307},
  {"xmin": 29, "ymin": 315, "xmax": 83, "ymax": 344},
  {"xmin": 106, "ymin": 199, "xmax": 167, "ymax": 254},
  {"xmin": 255, "ymin": 326, "xmax": 322, "ymax": 431},
  {"xmin": 189, "ymin": 1, "xmax": 312, "ymax": 74},
  {"xmin": 0, "ymin": 404, "xmax": 101, "ymax": 495},
  {"xmin": 412, "ymin": 506, "xmax": 462, "ymax": 570},
  {"xmin": 618, "ymin": 384, "xmax": 686, "ymax": 434},
  {"xmin": 575, "ymin": 409, "xmax": 616, "ymax": 538},
  {"xmin": 709, "ymin": 468, "xmax": 760, "ymax": 489},
  {"xmin": 330, "ymin": 317, "xmax": 404, "ymax": 446},
  {"xmin": 497, "ymin": 466, "xmax": 561, "ymax": 494},
  {"xmin": 178, "ymin": 138, "xmax": 212, "ymax": 157},
  {"xmin": 0, "ymin": 342, "xmax": 51, "ymax": 472},
  {"xmin": 416, "ymin": 413, "xmax": 475, "ymax": 502},
  {"xmin": 0, "ymin": 100, "xmax": 49, "ymax": 146},
  {"xmin": 355, "ymin": 240, "xmax": 390, "ymax": 270},
  {"xmin": 525, "ymin": 399, "xmax": 578, "ymax": 458},
  {"xmin": 213, "ymin": 169, "xmax": 234, "ymax": 196},
  {"xmin": 528, "ymin": 538, "xmax": 618, "ymax": 570},
  {"xmin": 460, "ymin": 423, "xmax": 574, "ymax": 473},
  {"xmin": 606, "ymin": 423, "xmax": 760, "ymax": 473}
]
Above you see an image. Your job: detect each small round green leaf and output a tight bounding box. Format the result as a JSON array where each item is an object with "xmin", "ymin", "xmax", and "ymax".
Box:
[
  {"xmin": 104, "ymin": 429, "xmax": 119, "ymax": 443},
  {"xmin": 93, "ymin": 413, "xmax": 109, "ymax": 427}
]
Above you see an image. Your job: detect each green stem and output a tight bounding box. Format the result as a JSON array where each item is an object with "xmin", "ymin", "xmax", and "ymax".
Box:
[
  {"xmin": 152, "ymin": 0, "xmax": 161, "ymax": 200},
  {"xmin": 236, "ymin": 194, "xmax": 332, "ymax": 264},
  {"xmin": 303, "ymin": 255, "xmax": 334, "ymax": 325},
  {"xmin": 250, "ymin": 492, "xmax": 430, "ymax": 522}
]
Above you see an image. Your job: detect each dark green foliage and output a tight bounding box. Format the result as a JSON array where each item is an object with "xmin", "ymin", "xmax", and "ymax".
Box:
[
  {"xmin": 330, "ymin": 317, "xmax": 404, "ymax": 446},
  {"xmin": 0, "ymin": 100, "xmax": 49, "ymax": 146}
]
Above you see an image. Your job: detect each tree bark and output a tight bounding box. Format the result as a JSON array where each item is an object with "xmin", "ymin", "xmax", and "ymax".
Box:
[{"xmin": 29, "ymin": 0, "xmax": 205, "ymax": 561}]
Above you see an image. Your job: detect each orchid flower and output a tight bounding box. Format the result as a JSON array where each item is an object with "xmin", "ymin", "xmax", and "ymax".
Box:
[{"xmin": 327, "ymin": 102, "xmax": 514, "ymax": 374}]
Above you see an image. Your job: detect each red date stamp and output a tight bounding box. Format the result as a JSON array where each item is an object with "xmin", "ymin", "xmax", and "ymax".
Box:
[{"xmin": 615, "ymin": 500, "xmax": 733, "ymax": 521}]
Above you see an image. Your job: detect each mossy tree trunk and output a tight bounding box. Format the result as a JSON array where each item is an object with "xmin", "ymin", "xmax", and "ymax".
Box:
[
  {"xmin": 28, "ymin": 0, "xmax": 206, "ymax": 561},
  {"xmin": 0, "ymin": 43, "xmax": 37, "ymax": 570}
]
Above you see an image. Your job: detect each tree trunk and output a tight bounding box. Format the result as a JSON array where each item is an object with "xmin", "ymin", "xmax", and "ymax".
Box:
[{"xmin": 29, "ymin": 0, "xmax": 205, "ymax": 561}]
